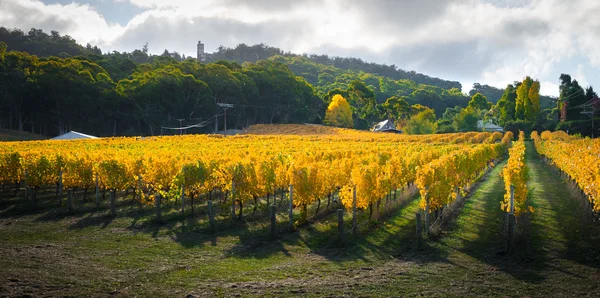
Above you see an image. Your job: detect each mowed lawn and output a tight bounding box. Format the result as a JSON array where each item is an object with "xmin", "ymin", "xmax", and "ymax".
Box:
[{"xmin": 1, "ymin": 143, "xmax": 599, "ymax": 297}]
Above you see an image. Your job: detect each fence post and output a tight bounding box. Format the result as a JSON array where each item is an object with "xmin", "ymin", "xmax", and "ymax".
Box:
[
  {"xmin": 208, "ymin": 199, "xmax": 215, "ymax": 233},
  {"xmin": 180, "ymin": 184, "xmax": 185, "ymax": 215},
  {"xmin": 352, "ymin": 185, "xmax": 357, "ymax": 235},
  {"xmin": 31, "ymin": 187, "xmax": 37, "ymax": 210},
  {"xmin": 67, "ymin": 189, "xmax": 73, "ymax": 213},
  {"xmin": 230, "ymin": 180, "xmax": 236, "ymax": 221},
  {"xmin": 24, "ymin": 170, "xmax": 28, "ymax": 201},
  {"xmin": 507, "ymin": 185, "xmax": 515, "ymax": 252},
  {"xmin": 58, "ymin": 170, "xmax": 63, "ymax": 206},
  {"xmin": 95, "ymin": 173, "xmax": 100, "ymax": 208},
  {"xmin": 337, "ymin": 209, "xmax": 344, "ymax": 243},
  {"xmin": 136, "ymin": 174, "xmax": 142, "ymax": 205},
  {"xmin": 509, "ymin": 185, "xmax": 515, "ymax": 214},
  {"xmin": 424, "ymin": 186, "xmax": 430, "ymax": 237},
  {"xmin": 416, "ymin": 213, "xmax": 423, "ymax": 250},
  {"xmin": 506, "ymin": 213, "xmax": 515, "ymax": 252},
  {"xmin": 155, "ymin": 193, "xmax": 162, "ymax": 222},
  {"xmin": 270, "ymin": 205, "xmax": 277, "ymax": 237},
  {"xmin": 289, "ymin": 185, "xmax": 294, "ymax": 231},
  {"xmin": 110, "ymin": 189, "xmax": 116, "ymax": 216}
]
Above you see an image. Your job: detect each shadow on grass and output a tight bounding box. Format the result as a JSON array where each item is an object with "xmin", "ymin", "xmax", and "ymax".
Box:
[
  {"xmin": 527, "ymin": 142, "xmax": 600, "ymax": 270},
  {"xmin": 434, "ymin": 157, "xmax": 548, "ymax": 284}
]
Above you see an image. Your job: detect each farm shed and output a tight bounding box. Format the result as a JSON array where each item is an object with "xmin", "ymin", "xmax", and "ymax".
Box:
[{"xmin": 51, "ymin": 131, "xmax": 99, "ymax": 140}]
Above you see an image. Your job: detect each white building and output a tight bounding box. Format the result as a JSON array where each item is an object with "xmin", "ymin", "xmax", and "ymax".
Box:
[
  {"xmin": 372, "ymin": 119, "xmax": 402, "ymax": 133},
  {"xmin": 51, "ymin": 131, "xmax": 98, "ymax": 140},
  {"xmin": 477, "ymin": 120, "xmax": 504, "ymax": 132}
]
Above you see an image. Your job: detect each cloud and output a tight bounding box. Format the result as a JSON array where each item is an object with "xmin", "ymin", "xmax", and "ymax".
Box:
[
  {"xmin": 0, "ymin": 0, "xmax": 122, "ymax": 47},
  {"xmin": 3, "ymin": 0, "xmax": 600, "ymax": 96}
]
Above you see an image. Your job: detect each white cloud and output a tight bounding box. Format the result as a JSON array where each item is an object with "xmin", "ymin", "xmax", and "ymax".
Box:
[
  {"xmin": 3, "ymin": 0, "xmax": 600, "ymax": 97},
  {"xmin": 0, "ymin": 0, "xmax": 123, "ymax": 47}
]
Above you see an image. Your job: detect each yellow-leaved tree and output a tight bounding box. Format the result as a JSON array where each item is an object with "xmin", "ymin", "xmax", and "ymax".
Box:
[{"xmin": 324, "ymin": 94, "xmax": 353, "ymax": 128}]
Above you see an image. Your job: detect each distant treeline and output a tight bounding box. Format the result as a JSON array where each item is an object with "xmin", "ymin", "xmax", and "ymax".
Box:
[{"xmin": 0, "ymin": 27, "xmax": 475, "ymax": 136}]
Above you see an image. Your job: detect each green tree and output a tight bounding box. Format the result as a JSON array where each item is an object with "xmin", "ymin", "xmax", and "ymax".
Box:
[
  {"xmin": 515, "ymin": 76, "xmax": 533, "ymax": 120},
  {"xmin": 453, "ymin": 107, "xmax": 479, "ymax": 132},
  {"xmin": 528, "ymin": 80, "xmax": 540, "ymax": 123},
  {"xmin": 467, "ymin": 93, "xmax": 490, "ymax": 110},
  {"xmin": 381, "ymin": 95, "xmax": 410, "ymax": 121},
  {"xmin": 404, "ymin": 109, "xmax": 437, "ymax": 134},
  {"xmin": 496, "ymin": 84, "xmax": 517, "ymax": 126},
  {"xmin": 346, "ymin": 80, "xmax": 377, "ymax": 129},
  {"xmin": 324, "ymin": 94, "xmax": 353, "ymax": 128},
  {"xmin": 0, "ymin": 42, "xmax": 6, "ymax": 61}
]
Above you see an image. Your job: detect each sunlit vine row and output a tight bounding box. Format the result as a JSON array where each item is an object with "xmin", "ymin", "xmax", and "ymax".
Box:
[
  {"xmin": 0, "ymin": 129, "xmax": 506, "ymax": 212},
  {"xmin": 532, "ymin": 131, "xmax": 599, "ymax": 212},
  {"xmin": 501, "ymin": 131, "xmax": 530, "ymax": 215}
]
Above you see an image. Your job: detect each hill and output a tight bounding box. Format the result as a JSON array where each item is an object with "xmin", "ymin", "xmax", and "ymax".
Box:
[{"xmin": 208, "ymin": 43, "xmax": 462, "ymax": 90}]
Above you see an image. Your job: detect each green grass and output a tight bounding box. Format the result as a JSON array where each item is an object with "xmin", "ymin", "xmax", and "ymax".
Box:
[{"xmin": 1, "ymin": 148, "xmax": 599, "ymax": 297}]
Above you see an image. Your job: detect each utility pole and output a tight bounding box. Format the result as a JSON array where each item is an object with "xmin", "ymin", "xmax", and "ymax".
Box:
[
  {"xmin": 577, "ymin": 97, "xmax": 600, "ymax": 138},
  {"xmin": 176, "ymin": 119, "xmax": 185, "ymax": 135},
  {"xmin": 217, "ymin": 103, "xmax": 234, "ymax": 135}
]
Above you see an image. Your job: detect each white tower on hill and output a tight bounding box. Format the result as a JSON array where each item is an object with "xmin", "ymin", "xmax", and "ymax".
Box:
[{"xmin": 197, "ymin": 41, "xmax": 206, "ymax": 62}]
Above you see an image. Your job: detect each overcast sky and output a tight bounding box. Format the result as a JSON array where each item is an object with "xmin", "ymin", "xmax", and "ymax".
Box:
[{"xmin": 2, "ymin": 0, "xmax": 600, "ymax": 96}]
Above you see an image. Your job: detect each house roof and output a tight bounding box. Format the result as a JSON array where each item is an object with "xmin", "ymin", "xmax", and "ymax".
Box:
[
  {"xmin": 373, "ymin": 119, "xmax": 395, "ymax": 131},
  {"xmin": 477, "ymin": 120, "xmax": 503, "ymax": 131},
  {"xmin": 51, "ymin": 131, "xmax": 99, "ymax": 140}
]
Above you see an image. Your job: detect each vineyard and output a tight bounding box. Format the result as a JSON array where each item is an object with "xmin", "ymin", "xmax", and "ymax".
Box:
[
  {"xmin": 0, "ymin": 128, "xmax": 506, "ymax": 224},
  {"xmin": 0, "ymin": 125, "xmax": 599, "ymax": 297}
]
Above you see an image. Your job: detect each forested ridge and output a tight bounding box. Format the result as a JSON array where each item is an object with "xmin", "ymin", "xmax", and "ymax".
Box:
[
  {"xmin": 0, "ymin": 27, "xmax": 477, "ymax": 136},
  {"xmin": 0, "ymin": 27, "xmax": 596, "ymax": 137}
]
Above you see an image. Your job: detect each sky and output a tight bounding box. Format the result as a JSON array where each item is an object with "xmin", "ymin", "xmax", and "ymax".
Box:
[{"xmin": 1, "ymin": 0, "xmax": 600, "ymax": 97}]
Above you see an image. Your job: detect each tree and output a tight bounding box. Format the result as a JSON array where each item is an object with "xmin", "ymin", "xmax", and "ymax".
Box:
[
  {"xmin": 528, "ymin": 80, "xmax": 540, "ymax": 122},
  {"xmin": 515, "ymin": 77, "xmax": 533, "ymax": 120},
  {"xmin": 469, "ymin": 83, "xmax": 504, "ymax": 103},
  {"xmin": 324, "ymin": 94, "xmax": 353, "ymax": 128},
  {"xmin": 404, "ymin": 109, "xmax": 437, "ymax": 134},
  {"xmin": 496, "ymin": 84, "xmax": 517, "ymax": 126},
  {"xmin": 468, "ymin": 93, "xmax": 489, "ymax": 110},
  {"xmin": 346, "ymin": 80, "xmax": 377, "ymax": 129},
  {"xmin": 381, "ymin": 95, "xmax": 410, "ymax": 121},
  {"xmin": 453, "ymin": 107, "xmax": 479, "ymax": 132},
  {"xmin": 0, "ymin": 42, "xmax": 6, "ymax": 61}
]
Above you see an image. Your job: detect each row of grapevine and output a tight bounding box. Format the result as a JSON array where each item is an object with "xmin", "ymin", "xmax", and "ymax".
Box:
[
  {"xmin": 0, "ymin": 132, "xmax": 503, "ymax": 214},
  {"xmin": 501, "ymin": 131, "xmax": 530, "ymax": 215},
  {"xmin": 532, "ymin": 131, "xmax": 600, "ymax": 212},
  {"xmin": 415, "ymin": 142, "xmax": 506, "ymax": 219}
]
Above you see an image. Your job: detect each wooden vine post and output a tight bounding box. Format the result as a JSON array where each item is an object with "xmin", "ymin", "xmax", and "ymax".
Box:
[
  {"xmin": 352, "ymin": 185, "xmax": 357, "ymax": 235},
  {"xmin": 24, "ymin": 170, "xmax": 28, "ymax": 201},
  {"xmin": 424, "ymin": 186, "xmax": 430, "ymax": 237},
  {"xmin": 506, "ymin": 185, "xmax": 515, "ymax": 252},
  {"xmin": 337, "ymin": 209, "xmax": 344, "ymax": 243},
  {"xmin": 208, "ymin": 199, "xmax": 216, "ymax": 233},
  {"xmin": 180, "ymin": 184, "xmax": 185, "ymax": 215},
  {"xmin": 230, "ymin": 180, "xmax": 236, "ymax": 221},
  {"xmin": 110, "ymin": 189, "xmax": 116, "ymax": 216},
  {"xmin": 416, "ymin": 213, "xmax": 423, "ymax": 250},
  {"xmin": 95, "ymin": 173, "xmax": 100, "ymax": 208},
  {"xmin": 58, "ymin": 170, "xmax": 63, "ymax": 206},
  {"xmin": 270, "ymin": 205, "xmax": 276, "ymax": 237},
  {"xmin": 155, "ymin": 193, "xmax": 162, "ymax": 222},
  {"xmin": 136, "ymin": 174, "xmax": 142, "ymax": 206},
  {"xmin": 67, "ymin": 189, "xmax": 74, "ymax": 213},
  {"xmin": 288, "ymin": 184, "xmax": 294, "ymax": 231}
]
